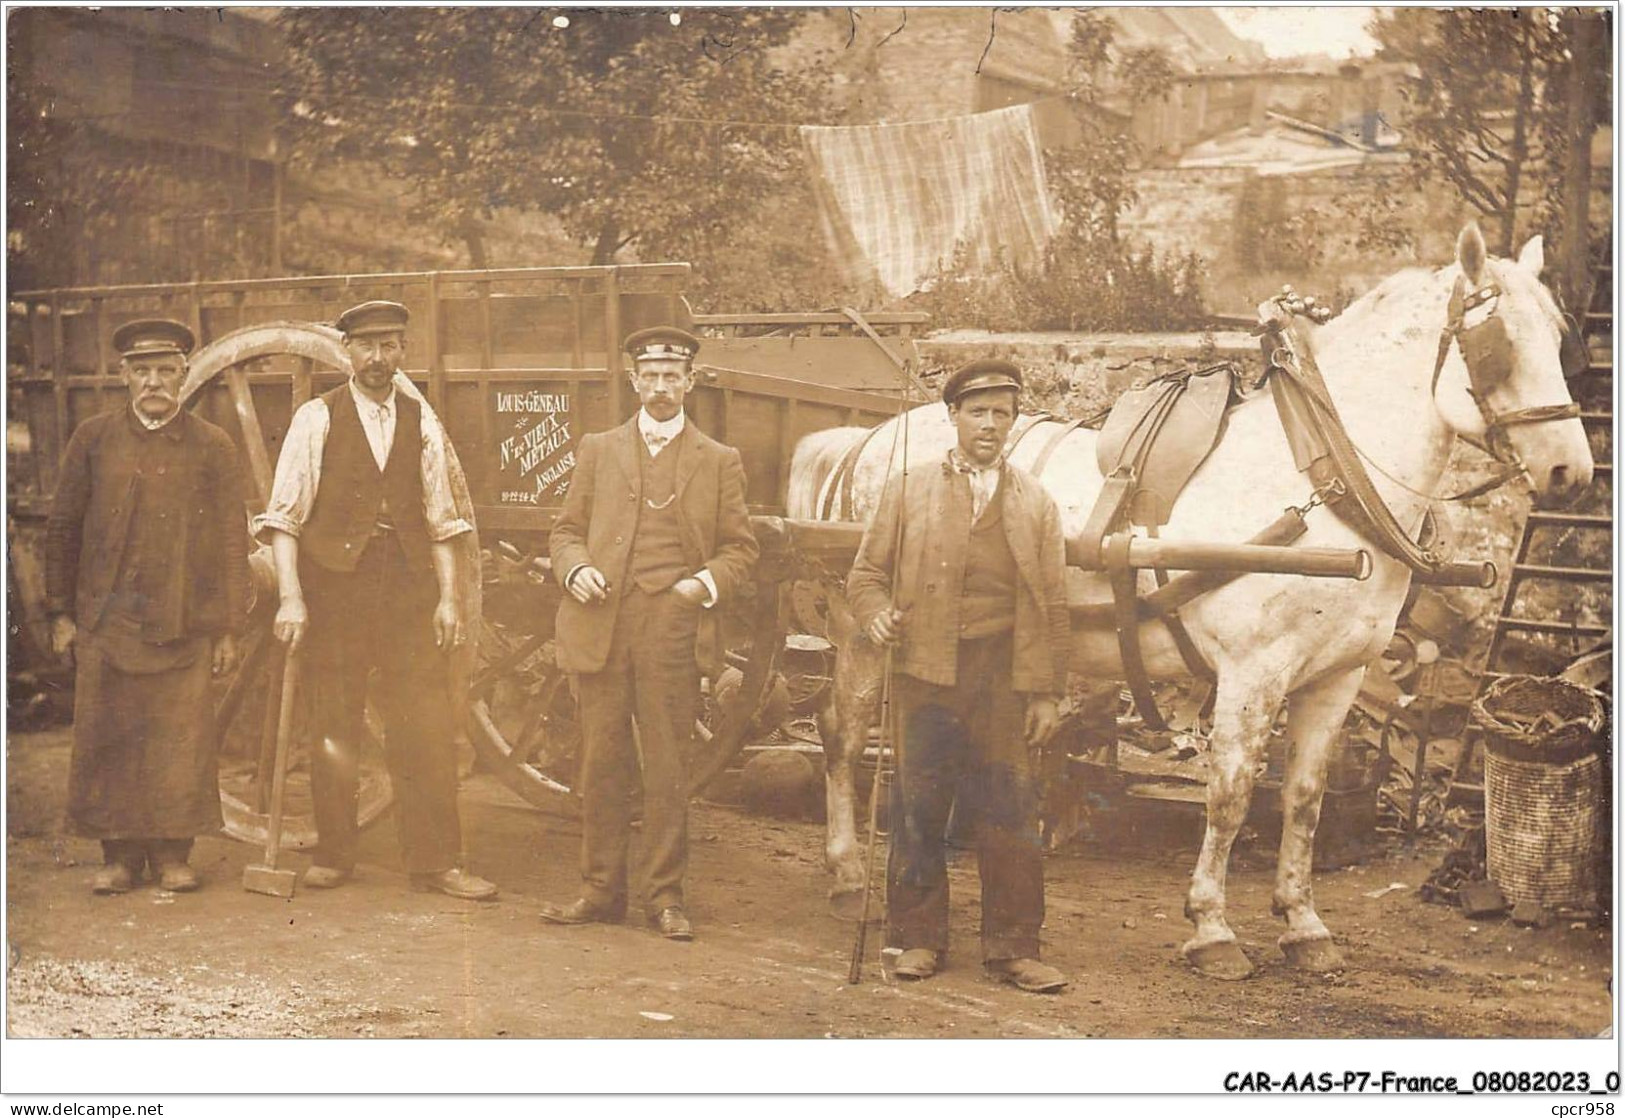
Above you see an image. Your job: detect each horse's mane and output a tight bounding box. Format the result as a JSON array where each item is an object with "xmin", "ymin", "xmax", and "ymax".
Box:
[
  {"xmin": 1334, "ymin": 266, "xmax": 1442, "ymax": 336},
  {"xmin": 1336, "ymin": 252, "xmax": 1563, "ymax": 339}
]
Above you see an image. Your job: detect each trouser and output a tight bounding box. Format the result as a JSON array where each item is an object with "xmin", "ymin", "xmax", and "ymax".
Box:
[
  {"xmin": 101, "ymin": 838, "xmax": 193, "ymax": 873},
  {"xmin": 301, "ymin": 533, "xmax": 463, "ymax": 876},
  {"xmin": 574, "ymin": 585, "xmax": 701, "ymax": 915},
  {"xmin": 886, "ymin": 631, "xmax": 1046, "ymax": 963}
]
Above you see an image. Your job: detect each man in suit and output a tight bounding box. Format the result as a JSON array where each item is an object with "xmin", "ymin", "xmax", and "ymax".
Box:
[
  {"xmin": 846, "ymin": 358, "xmax": 1071, "ymax": 993},
  {"xmin": 255, "ymin": 300, "xmax": 497, "ymax": 900},
  {"xmin": 541, "ymin": 325, "xmax": 758, "ymax": 941},
  {"xmin": 45, "ymin": 319, "xmax": 249, "ymax": 894}
]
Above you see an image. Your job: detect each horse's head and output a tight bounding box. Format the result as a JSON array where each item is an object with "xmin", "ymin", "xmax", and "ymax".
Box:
[{"xmin": 1431, "ymin": 223, "xmax": 1595, "ymax": 507}]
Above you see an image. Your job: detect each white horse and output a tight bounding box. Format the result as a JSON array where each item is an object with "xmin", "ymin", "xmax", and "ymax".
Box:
[{"xmin": 788, "ymin": 226, "xmax": 1593, "ymax": 979}]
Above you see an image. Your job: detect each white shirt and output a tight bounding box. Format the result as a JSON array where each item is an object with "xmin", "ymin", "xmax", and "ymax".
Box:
[
  {"xmin": 948, "ymin": 447, "xmax": 1003, "ymax": 522},
  {"xmin": 132, "ymin": 404, "xmax": 181, "ymax": 432},
  {"xmin": 638, "ymin": 408, "xmax": 686, "ymax": 458},
  {"xmin": 351, "ymin": 380, "xmax": 397, "ymax": 470},
  {"xmin": 251, "ymin": 376, "xmax": 473, "ymax": 544},
  {"xmin": 565, "ymin": 408, "xmax": 717, "ymax": 606}
]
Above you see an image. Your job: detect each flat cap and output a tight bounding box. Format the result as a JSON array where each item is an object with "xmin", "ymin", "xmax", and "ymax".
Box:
[
  {"xmin": 111, "ymin": 319, "xmax": 195, "ymax": 359},
  {"xmin": 624, "ymin": 325, "xmax": 701, "ymax": 363},
  {"xmin": 942, "ymin": 358, "xmax": 1023, "ymax": 405},
  {"xmin": 335, "ymin": 300, "xmax": 410, "ymax": 337}
]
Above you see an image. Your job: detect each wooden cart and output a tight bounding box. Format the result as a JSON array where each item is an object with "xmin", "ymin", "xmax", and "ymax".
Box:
[{"xmin": 8, "ymin": 262, "xmax": 920, "ymax": 843}]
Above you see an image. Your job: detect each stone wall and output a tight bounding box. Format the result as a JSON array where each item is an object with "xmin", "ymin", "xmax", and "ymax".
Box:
[{"xmin": 1121, "ymin": 163, "xmax": 1476, "ymax": 312}]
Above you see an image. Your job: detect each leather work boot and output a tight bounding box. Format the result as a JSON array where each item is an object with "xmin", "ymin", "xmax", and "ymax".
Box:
[
  {"xmin": 303, "ymin": 865, "xmax": 353, "ymax": 890},
  {"xmin": 652, "ymin": 906, "xmax": 693, "ymax": 941},
  {"xmin": 538, "ymin": 898, "xmax": 624, "ymax": 926},
  {"xmin": 986, "ymin": 957, "xmax": 1068, "ymax": 993},
  {"xmin": 91, "ymin": 863, "xmax": 136, "ymax": 895},
  {"xmin": 155, "ymin": 862, "xmax": 201, "ymax": 893},
  {"xmin": 411, "ymin": 867, "xmax": 499, "ymax": 901},
  {"xmin": 892, "ymin": 948, "xmax": 941, "ymax": 980}
]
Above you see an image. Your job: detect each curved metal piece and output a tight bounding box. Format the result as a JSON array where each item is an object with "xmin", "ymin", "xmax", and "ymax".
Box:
[
  {"xmin": 469, "ymin": 699, "xmax": 580, "ymax": 817},
  {"xmin": 687, "ymin": 580, "xmax": 786, "ymax": 797}
]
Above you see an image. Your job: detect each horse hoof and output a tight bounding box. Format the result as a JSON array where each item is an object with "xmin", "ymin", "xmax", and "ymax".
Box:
[
  {"xmin": 828, "ymin": 890, "xmax": 879, "ymax": 924},
  {"xmin": 1184, "ymin": 940, "xmax": 1254, "ymax": 981},
  {"xmin": 1281, "ymin": 937, "xmax": 1345, "ymax": 973}
]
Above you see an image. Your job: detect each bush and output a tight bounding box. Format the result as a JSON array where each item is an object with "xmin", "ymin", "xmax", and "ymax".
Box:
[{"xmin": 909, "ymin": 239, "xmax": 1207, "ymax": 334}]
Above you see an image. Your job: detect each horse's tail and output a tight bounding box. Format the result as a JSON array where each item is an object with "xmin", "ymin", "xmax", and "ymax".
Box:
[{"xmin": 787, "ymin": 426, "xmax": 869, "ymax": 520}]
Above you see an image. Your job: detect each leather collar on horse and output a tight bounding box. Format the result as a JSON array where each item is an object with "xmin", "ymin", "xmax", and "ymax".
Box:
[{"xmin": 1261, "ymin": 266, "xmax": 1581, "ymax": 580}]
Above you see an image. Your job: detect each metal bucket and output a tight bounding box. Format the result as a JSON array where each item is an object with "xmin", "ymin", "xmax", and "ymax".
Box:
[{"xmin": 1474, "ymin": 675, "xmax": 1610, "ymax": 910}]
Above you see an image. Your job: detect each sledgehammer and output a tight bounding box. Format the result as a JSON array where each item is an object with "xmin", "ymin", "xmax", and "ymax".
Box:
[{"xmin": 243, "ymin": 647, "xmax": 301, "ymax": 897}]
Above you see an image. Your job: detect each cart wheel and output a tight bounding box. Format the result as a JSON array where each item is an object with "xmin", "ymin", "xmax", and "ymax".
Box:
[
  {"xmin": 466, "ymin": 546, "xmax": 787, "ymax": 814},
  {"xmin": 187, "ymin": 323, "xmax": 404, "ymax": 847}
]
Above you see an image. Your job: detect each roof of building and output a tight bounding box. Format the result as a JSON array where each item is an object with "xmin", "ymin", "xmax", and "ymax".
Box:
[
  {"xmin": 1177, "ymin": 119, "xmax": 1408, "ymax": 176},
  {"xmin": 1109, "ymin": 8, "xmax": 1270, "ymax": 72}
]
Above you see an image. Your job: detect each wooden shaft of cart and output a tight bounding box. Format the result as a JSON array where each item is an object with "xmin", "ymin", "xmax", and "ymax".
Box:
[{"xmin": 766, "ymin": 517, "xmax": 1376, "ymax": 581}]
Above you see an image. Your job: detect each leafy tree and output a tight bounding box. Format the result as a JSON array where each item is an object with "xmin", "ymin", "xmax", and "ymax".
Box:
[
  {"xmin": 1369, "ymin": 7, "xmax": 1608, "ymax": 259},
  {"xmin": 914, "ymin": 11, "xmax": 1202, "ymax": 332},
  {"xmin": 277, "ymin": 7, "xmax": 831, "ymax": 282},
  {"xmin": 6, "ymin": 73, "xmax": 148, "ymax": 289}
]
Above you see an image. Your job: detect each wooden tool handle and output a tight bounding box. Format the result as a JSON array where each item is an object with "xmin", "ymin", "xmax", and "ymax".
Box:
[{"xmin": 262, "ymin": 647, "xmax": 301, "ymax": 869}]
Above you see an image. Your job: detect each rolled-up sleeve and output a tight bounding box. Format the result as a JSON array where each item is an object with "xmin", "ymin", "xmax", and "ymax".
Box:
[
  {"xmin": 251, "ymin": 398, "xmax": 328, "ymax": 542},
  {"xmin": 420, "ymin": 407, "xmax": 474, "ymax": 541}
]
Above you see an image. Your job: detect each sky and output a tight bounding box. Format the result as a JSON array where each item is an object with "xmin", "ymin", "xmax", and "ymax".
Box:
[{"xmin": 1215, "ymin": 6, "xmax": 1382, "ymax": 60}]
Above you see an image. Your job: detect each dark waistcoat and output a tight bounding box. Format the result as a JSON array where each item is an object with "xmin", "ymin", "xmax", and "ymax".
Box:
[
  {"xmin": 630, "ymin": 437, "xmax": 688, "ymax": 593},
  {"xmin": 301, "ymin": 384, "xmax": 432, "ymax": 575},
  {"xmin": 959, "ymin": 481, "xmax": 1018, "ymax": 639}
]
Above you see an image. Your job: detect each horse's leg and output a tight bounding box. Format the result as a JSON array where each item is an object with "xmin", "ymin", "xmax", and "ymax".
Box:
[
  {"xmin": 1183, "ymin": 669, "xmax": 1287, "ymax": 980},
  {"xmin": 1272, "ymin": 664, "xmax": 1363, "ymax": 972},
  {"xmin": 820, "ymin": 610, "xmax": 884, "ymax": 921}
]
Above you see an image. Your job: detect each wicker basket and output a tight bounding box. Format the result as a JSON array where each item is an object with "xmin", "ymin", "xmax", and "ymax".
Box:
[{"xmin": 1474, "ymin": 675, "xmax": 1609, "ymax": 910}]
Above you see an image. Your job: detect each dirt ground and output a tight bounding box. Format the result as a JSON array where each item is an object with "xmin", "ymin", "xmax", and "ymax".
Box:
[{"xmin": 5, "ymin": 726, "xmax": 1613, "ymax": 1040}]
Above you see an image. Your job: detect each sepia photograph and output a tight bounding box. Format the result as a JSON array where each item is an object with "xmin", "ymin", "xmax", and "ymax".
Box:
[{"xmin": 2, "ymin": 1, "xmax": 1617, "ymax": 1102}]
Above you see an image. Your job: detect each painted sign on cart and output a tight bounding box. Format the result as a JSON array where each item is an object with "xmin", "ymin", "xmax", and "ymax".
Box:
[{"xmin": 492, "ymin": 386, "xmax": 577, "ymax": 505}]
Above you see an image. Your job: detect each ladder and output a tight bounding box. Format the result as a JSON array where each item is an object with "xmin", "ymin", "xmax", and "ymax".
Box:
[
  {"xmin": 1452, "ymin": 251, "xmax": 1614, "ymax": 790},
  {"xmin": 1485, "ymin": 255, "xmax": 1613, "ymax": 672}
]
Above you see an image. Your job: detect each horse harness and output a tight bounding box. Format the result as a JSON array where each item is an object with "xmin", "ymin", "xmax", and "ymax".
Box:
[
  {"xmin": 1430, "ymin": 274, "xmax": 1581, "ymax": 471},
  {"xmin": 1086, "ymin": 277, "xmax": 1580, "ymax": 729}
]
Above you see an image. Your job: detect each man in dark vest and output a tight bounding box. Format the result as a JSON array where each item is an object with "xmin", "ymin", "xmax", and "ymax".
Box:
[
  {"xmin": 541, "ymin": 326, "xmax": 758, "ymax": 941},
  {"xmin": 255, "ymin": 300, "xmax": 497, "ymax": 900},
  {"xmin": 847, "ymin": 359, "xmax": 1071, "ymax": 992},
  {"xmin": 46, "ymin": 319, "xmax": 249, "ymax": 894}
]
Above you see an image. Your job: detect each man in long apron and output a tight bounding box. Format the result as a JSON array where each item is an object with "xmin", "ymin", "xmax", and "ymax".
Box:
[{"xmin": 46, "ymin": 319, "xmax": 249, "ymax": 894}]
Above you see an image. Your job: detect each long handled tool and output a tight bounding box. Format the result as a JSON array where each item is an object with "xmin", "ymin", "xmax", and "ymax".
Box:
[
  {"xmin": 243, "ymin": 646, "xmax": 301, "ymax": 897},
  {"xmin": 847, "ymin": 646, "xmax": 897, "ymax": 985}
]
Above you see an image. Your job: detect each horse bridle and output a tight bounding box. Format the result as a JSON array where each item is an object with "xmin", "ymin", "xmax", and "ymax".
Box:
[{"xmin": 1431, "ymin": 271, "xmax": 1581, "ymax": 471}]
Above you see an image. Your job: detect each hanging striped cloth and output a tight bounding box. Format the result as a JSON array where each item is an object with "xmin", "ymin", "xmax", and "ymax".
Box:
[{"xmin": 800, "ymin": 104, "xmax": 1058, "ymax": 299}]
